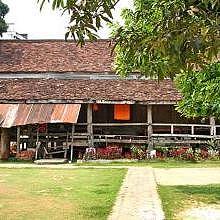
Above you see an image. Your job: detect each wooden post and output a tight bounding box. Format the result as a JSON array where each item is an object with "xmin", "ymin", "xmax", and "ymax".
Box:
[
  {"xmin": 64, "ymin": 131, "xmax": 68, "ymax": 159},
  {"xmin": 210, "ymin": 116, "xmax": 216, "ymax": 136},
  {"xmin": 191, "ymin": 125, "xmax": 195, "ymax": 135},
  {"xmin": 70, "ymin": 124, "xmax": 75, "ymax": 162},
  {"xmin": 35, "ymin": 129, "xmax": 39, "ymax": 160},
  {"xmin": 87, "ymin": 104, "xmax": 93, "ymax": 147},
  {"xmin": 17, "ymin": 126, "xmax": 20, "ymax": 153},
  {"xmin": 147, "ymin": 105, "xmax": 153, "ymax": 150},
  {"xmin": 147, "ymin": 105, "xmax": 153, "ymax": 139},
  {"xmin": 171, "ymin": 125, "xmax": 174, "ymax": 135},
  {"xmin": 0, "ymin": 128, "xmax": 10, "ymax": 160}
]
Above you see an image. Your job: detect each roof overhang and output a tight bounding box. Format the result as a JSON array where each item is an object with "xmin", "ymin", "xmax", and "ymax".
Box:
[
  {"xmin": 0, "ymin": 99, "xmax": 178, "ymax": 105},
  {"xmin": 0, "ymin": 104, "xmax": 81, "ymax": 128}
]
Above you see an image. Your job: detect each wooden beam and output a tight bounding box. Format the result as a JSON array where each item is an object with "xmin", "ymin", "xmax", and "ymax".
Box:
[
  {"xmin": 87, "ymin": 104, "xmax": 93, "ymax": 147},
  {"xmin": 0, "ymin": 99, "xmax": 178, "ymax": 105},
  {"xmin": 0, "ymin": 128, "xmax": 10, "ymax": 160},
  {"xmin": 93, "ymin": 123, "xmax": 148, "ymax": 126}
]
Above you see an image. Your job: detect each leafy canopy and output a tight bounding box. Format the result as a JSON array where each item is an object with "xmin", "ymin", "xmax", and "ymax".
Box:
[
  {"xmin": 38, "ymin": 0, "xmax": 119, "ymax": 45},
  {"xmin": 113, "ymin": 0, "xmax": 219, "ymax": 78},
  {"xmin": 0, "ymin": 0, "xmax": 9, "ymax": 36},
  {"xmin": 175, "ymin": 62, "xmax": 220, "ymax": 118}
]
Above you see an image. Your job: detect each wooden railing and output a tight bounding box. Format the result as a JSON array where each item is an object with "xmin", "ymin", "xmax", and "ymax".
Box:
[
  {"xmin": 71, "ymin": 123, "xmax": 220, "ymax": 144},
  {"xmin": 152, "ymin": 123, "xmax": 220, "ymax": 139}
]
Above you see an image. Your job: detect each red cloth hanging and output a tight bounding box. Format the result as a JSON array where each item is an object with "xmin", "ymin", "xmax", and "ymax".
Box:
[{"xmin": 114, "ymin": 104, "xmax": 130, "ymax": 120}]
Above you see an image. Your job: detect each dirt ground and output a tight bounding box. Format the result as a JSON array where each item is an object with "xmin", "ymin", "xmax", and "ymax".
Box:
[
  {"xmin": 154, "ymin": 168, "xmax": 220, "ymax": 185},
  {"xmin": 179, "ymin": 205, "xmax": 220, "ymax": 220}
]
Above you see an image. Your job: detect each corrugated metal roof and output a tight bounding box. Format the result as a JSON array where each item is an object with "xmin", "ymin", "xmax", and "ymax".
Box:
[{"xmin": 0, "ymin": 104, "xmax": 81, "ymax": 128}]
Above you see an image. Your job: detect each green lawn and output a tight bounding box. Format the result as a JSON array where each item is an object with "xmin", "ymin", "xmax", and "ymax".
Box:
[
  {"xmin": 0, "ymin": 168, "xmax": 126, "ymax": 220},
  {"xmin": 76, "ymin": 159, "xmax": 220, "ymax": 168},
  {"xmin": 158, "ymin": 184, "xmax": 220, "ymax": 220}
]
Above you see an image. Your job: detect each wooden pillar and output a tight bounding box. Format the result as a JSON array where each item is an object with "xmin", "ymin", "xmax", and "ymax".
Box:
[
  {"xmin": 64, "ymin": 131, "xmax": 68, "ymax": 159},
  {"xmin": 210, "ymin": 116, "xmax": 216, "ymax": 136},
  {"xmin": 17, "ymin": 126, "xmax": 21, "ymax": 153},
  {"xmin": 147, "ymin": 105, "xmax": 153, "ymax": 150},
  {"xmin": 87, "ymin": 103, "xmax": 93, "ymax": 147},
  {"xmin": 147, "ymin": 105, "xmax": 153, "ymax": 139},
  {"xmin": 70, "ymin": 124, "xmax": 75, "ymax": 162},
  {"xmin": 35, "ymin": 129, "xmax": 39, "ymax": 160},
  {"xmin": 0, "ymin": 128, "xmax": 10, "ymax": 160}
]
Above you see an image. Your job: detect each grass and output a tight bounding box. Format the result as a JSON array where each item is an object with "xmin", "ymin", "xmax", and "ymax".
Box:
[
  {"xmin": 0, "ymin": 168, "xmax": 126, "ymax": 220},
  {"xmin": 158, "ymin": 184, "xmax": 220, "ymax": 219},
  {"xmin": 75, "ymin": 159, "xmax": 220, "ymax": 168}
]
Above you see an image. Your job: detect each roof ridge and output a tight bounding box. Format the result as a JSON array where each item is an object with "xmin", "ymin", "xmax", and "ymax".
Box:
[{"xmin": 0, "ymin": 38, "xmax": 112, "ymax": 43}]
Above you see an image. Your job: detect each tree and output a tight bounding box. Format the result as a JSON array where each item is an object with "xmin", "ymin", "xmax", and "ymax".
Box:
[
  {"xmin": 0, "ymin": 0, "xmax": 9, "ymax": 36},
  {"xmin": 113, "ymin": 0, "xmax": 219, "ymax": 78},
  {"xmin": 175, "ymin": 62, "xmax": 220, "ymax": 119},
  {"xmin": 38, "ymin": 0, "xmax": 119, "ymax": 45}
]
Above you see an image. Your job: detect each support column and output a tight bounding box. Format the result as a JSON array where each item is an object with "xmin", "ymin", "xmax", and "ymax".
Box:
[
  {"xmin": 0, "ymin": 128, "xmax": 10, "ymax": 160},
  {"xmin": 87, "ymin": 104, "xmax": 93, "ymax": 147},
  {"xmin": 147, "ymin": 105, "xmax": 153, "ymax": 139},
  {"xmin": 147, "ymin": 105, "xmax": 153, "ymax": 150},
  {"xmin": 210, "ymin": 116, "xmax": 216, "ymax": 136},
  {"xmin": 70, "ymin": 124, "xmax": 75, "ymax": 162},
  {"xmin": 17, "ymin": 126, "xmax": 21, "ymax": 153}
]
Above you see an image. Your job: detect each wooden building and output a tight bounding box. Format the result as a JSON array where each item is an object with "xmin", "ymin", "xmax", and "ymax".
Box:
[{"xmin": 0, "ymin": 39, "xmax": 219, "ymax": 160}]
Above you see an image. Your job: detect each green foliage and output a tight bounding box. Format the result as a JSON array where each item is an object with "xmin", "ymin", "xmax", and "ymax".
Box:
[
  {"xmin": 113, "ymin": 0, "xmax": 219, "ymax": 78},
  {"xmin": 176, "ymin": 62, "xmax": 220, "ymax": 118},
  {"xmin": 38, "ymin": 0, "xmax": 119, "ymax": 45},
  {"xmin": 0, "ymin": 0, "xmax": 9, "ymax": 36}
]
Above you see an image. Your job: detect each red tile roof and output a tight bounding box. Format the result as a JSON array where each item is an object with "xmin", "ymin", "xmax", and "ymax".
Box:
[
  {"xmin": 0, "ymin": 39, "xmax": 113, "ymax": 73},
  {"xmin": 0, "ymin": 40, "xmax": 182, "ymax": 103},
  {"xmin": 0, "ymin": 79, "xmax": 181, "ymax": 103}
]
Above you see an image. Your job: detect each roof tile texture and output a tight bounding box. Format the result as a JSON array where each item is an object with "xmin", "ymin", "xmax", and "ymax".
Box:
[
  {"xmin": 0, "ymin": 40, "xmax": 113, "ymax": 73},
  {"xmin": 0, "ymin": 79, "xmax": 181, "ymax": 102}
]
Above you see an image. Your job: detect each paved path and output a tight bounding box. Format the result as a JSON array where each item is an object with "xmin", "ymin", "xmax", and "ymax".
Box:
[
  {"xmin": 154, "ymin": 168, "xmax": 220, "ymax": 185},
  {"xmin": 108, "ymin": 167, "xmax": 165, "ymax": 220}
]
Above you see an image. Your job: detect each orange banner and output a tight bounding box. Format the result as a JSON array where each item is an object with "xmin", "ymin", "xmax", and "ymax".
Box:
[{"xmin": 114, "ymin": 104, "xmax": 130, "ymax": 120}]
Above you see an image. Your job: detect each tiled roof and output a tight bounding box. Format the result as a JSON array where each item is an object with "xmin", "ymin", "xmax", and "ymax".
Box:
[
  {"xmin": 0, "ymin": 39, "xmax": 113, "ymax": 73},
  {"xmin": 0, "ymin": 79, "xmax": 181, "ymax": 103}
]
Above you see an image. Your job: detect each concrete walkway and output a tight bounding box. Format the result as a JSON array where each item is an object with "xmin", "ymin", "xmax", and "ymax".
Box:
[{"xmin": 108, "ymin": 167, "xmax": 165, "ymax": 220}]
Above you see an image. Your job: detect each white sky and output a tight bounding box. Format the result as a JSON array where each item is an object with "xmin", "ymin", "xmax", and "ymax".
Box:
[{"xmin": 3, "ymin": 0, "xmax": 133, "ymax": 39}]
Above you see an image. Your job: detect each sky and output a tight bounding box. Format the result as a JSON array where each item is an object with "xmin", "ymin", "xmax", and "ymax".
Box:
[{"xmin": 3, "ymin": 0, "xmax": 133, "ymax": 39}]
